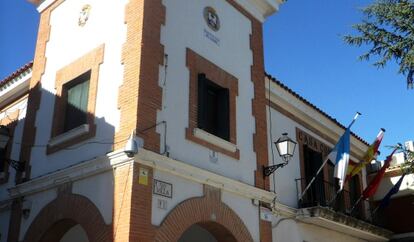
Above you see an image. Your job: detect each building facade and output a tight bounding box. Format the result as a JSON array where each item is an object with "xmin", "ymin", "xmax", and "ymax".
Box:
[{"xmin": 0, "ymin": 0, "xmax": 395, "ymax": 241}]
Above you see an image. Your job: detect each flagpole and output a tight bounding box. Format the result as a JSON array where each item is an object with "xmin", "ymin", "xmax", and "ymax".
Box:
[
  {"xmin": 345, "ymin": 128, "xmax": 385, "ymax": 184},
  {"xmin": 299, "ymin": 112, "xmax": 361, "ymax": 201},
  {"xmin": 349, "ymin": 195, "xmax": 363, "ymax": 214}
]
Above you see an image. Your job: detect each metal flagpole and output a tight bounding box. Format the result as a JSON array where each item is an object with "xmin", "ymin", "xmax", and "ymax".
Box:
[
  {"xmin": 299, "ymin": 112, "xmax": 361, "ymax": 202},
  {"xmin": 349, "ymin": 195, "xmax": 363, "ymax": 214}
]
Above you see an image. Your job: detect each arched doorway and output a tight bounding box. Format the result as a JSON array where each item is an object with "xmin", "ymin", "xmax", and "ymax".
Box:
[
  {"xmin": 178, "ymin": 222, "xmax": 237, "ymax": 242},
  {"xmin": 155, "ymin": 186, "xmax": 253, "ymax": 242},
  {"xmin": 60, "ymin": 224, "xmax": 89, "ymax": 242},
  {"xmin": 39, "ymin": 219, "xmax": 90, "ymax": 242},
  {"xmin": 24, "ymin": 192, "xmax": 111, "ymax": 242}
]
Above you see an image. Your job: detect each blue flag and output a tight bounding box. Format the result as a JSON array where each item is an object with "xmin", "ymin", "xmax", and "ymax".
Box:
[
  {"xmin": 325, "ymin": 127, "xmax": 351, "ymax": 191},
  {"xmin": 379, "ymin": 174, "xmax": 406, "ymax": 209}
]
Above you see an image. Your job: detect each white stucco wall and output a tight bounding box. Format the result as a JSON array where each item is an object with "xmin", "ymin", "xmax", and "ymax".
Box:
[
  {"xmin": 19, "ymin": 188, "xmax": 57, "ymax": 240},
  {"xmin": 30, "ymin": 0, "xmax": 127, "ymax": 178},
  {"xmin": 159, "ymin": 0, "xmax": 257, "ymax": 185},
  {"xmin": 272, "ymin": 217, "xmax": 366, "ymax": 242},
  {"xmin": 221, "ymin": 190, "xmax": 261, "ymax": 241},
  {"xmin": 72, "ymin": 171, "xmax": 113, "ymax": 224},
  {"xmin": 151, "ymin": 170, "xmax": 203, "ymax": 226}
]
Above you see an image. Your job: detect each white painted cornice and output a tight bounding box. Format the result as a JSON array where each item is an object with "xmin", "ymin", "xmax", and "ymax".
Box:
[
  {"xmin": 8, "ymin": 150, "xmax": 132, "ymax": 198},
  {"xmin": 135, "ymin": 148, "xmax": 277, "ymax": 204},
  {"xmin": 235, "ymin": 0, "xmax": 283, "ymax": 22},
  {"xmin": 0, "ymin": 70, "xmax": 31, "ymax": 105},
  {"xmin": 9, "ymin": 148, "xmax": 276, "ymax": 205}
]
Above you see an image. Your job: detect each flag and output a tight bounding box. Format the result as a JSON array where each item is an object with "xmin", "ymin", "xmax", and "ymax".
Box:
[
  {"xmin": 326, "ymin": 127, "xmax": 351, "ymax": 191},
  {"xmin": 346, "ymin": 129, "xmax": 385, "ymax": 182},
  {"xmin": 362, "ymin": 147, "xmax": 399, "ymax": 199},
  {"xmin": 378, "ymin": 174, "xmax": 406, "ymax": 209}
]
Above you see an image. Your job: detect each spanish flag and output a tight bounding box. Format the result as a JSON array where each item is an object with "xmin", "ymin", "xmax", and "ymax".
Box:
[
  {"xmin": 346, "ymin": 129, "xmax": 385, "ymax": 182},
  {"xmin": 362, "ymin": 146, "xmax": 399, "ymax": 199}
]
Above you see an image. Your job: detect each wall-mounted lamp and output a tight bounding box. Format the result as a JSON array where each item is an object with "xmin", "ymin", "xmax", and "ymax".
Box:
[
  {"xmin": 263, "ymin": 133, "xmax": 297, "ymax": 177},
  {"xmin": 0, "ymin": 125, "xmax": 25, "ymax": 172}
]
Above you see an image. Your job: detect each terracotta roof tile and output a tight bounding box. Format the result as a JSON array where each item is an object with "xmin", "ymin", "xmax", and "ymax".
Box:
[{"xmin": 0, "ymin": 61, "xmax": 33, "ymax": 89}]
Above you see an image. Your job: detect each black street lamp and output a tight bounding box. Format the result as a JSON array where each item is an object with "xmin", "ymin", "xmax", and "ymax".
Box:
[
  {"xmin": 263, "ymin": 133, "xmax": 297, "ymax": 177},
  {"xmin": 0, "ymin": 125, "xmax": 25, "ymax": 172}
]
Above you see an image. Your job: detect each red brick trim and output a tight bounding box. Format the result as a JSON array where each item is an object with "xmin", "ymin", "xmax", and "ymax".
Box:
[
  {"xmin": 185, "ymin": 48, "xmax": 239, "ymax": 159},
  {"xmin": 24, "ymin": 192, "xmax": 111, "ymax": 242},
  {"xmin": 10, "ymin": 1, "xmax": 64, "ymax": 240},
  {"xmin": 155, "ymin": 185, "xmax": 253, "ymax": 242},
  {"xmin": 47, "ymin": 44, "xmax": 105, "ymax": 154},
  {"xmin": 17, "ymin": 0, "xmax": 64, "ymax": 183},
  {"xmin": 224, "ymin": 1, "xmax": 272, "ymax": 241},
  {"xmin": 116, "ymin": 0, "xmax": 165, "ymax": 152}
]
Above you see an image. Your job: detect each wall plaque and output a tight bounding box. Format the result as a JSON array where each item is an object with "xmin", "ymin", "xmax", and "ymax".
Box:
[{"xmin": 153, "ymin": 179, "xmax": 173, "ymax": 198}]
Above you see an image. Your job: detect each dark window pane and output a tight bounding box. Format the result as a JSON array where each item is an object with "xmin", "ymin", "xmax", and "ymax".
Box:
[
  {"xmin": 197, "ymin": 73, "xmax": 230, "ymax": 141},
  {"xmin": 64, "ymin": 72, "xmax": 90, "ymax": 132}
]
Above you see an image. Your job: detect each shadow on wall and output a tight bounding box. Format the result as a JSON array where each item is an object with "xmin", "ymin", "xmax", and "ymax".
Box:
[
  {"xmin": 5, "ymin": 82, "xmax": 119, "ymax": 242},
  {"xmin": 16, "ymin": 81, "xmax": 118, "ymax": 181}
]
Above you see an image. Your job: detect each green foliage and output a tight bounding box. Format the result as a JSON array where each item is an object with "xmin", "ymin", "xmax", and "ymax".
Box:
[
  {"xmin": 344, "ymin": 0, "xmax": 414, "ymax": 88},
  {"xmin": 401, "ymin": 149, "xmax": 414, "ymax": 173}
]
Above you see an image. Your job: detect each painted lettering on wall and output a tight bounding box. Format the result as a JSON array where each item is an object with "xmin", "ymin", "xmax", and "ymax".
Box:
[
  {"xmin": 204, "ymin": 29, "xmax": 220, "ymax": 46},
  {"xmin": 153, "ymin": 179, "xmax": 173, "ymax": 198},
  {"xmin": 296, "ymin": 128, "xmax": 331, "ymax": 155}
]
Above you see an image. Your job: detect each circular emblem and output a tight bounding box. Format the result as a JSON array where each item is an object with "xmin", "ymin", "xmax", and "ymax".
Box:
[
  {"xmin": 78, "ymin": 4, "xmax": 91, "ymax": 27},
  {"xmin": 204, "ymin": 7, "xmax": 220, "ymax": 32}
]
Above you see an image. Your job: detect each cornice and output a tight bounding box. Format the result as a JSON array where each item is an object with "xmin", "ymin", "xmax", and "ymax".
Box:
[
  {"xmin": 8, "ymin": 148, "xmax": 276, "ymax": 205},
  {"xmin": 235, "ymin": 0, "xmax": 283, "ymax": 22}
]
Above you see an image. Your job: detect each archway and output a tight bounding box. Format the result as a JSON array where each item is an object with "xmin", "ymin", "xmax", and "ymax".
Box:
[
  {"xmin": 155, "ymin": 186, "xmax": 253, "ymax": 242},
  {"xmin": 24, "ymin": 192, "xmax": 111, "ymax": 242},
  {"xmin": 178, "ymin": 222, "xmax": 237, "ymax": 242}
]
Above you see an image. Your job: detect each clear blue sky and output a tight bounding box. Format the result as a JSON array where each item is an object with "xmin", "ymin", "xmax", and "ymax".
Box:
[{"xmin": 0, "ymin": 1, "xmax": 412, "ymax": 159}]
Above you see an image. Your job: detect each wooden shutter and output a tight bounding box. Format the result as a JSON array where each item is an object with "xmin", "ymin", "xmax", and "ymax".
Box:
[
  {"xmin": 217, "ymin": 88, "xmax": 230, "ymax": 141},
  {"xmin": 197, "ymin": 73, "xmax": 207, "ymax": 129}
]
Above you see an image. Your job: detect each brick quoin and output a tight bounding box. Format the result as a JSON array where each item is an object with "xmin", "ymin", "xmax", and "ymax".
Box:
[
  {"xmin": 225, "ymin": 1, "xmax": 272, "ymax": 241},
  {"xmin": 8, "ymin": 1, "xmax": 65, "ymax": 241},
  {"xmin": 155, "ymin": 185, "xmax": 254, "ymax": 242},
  {"xmin": 24, "ymin": 191, "xmax": 111, "ymax": 242},
  {"xmin": 115, "ymin": 0, "xmax": 165, "ymax": 152}
]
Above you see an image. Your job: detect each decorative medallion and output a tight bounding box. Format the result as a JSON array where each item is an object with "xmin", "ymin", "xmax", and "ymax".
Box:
[
  {"xmin": 204, "ymin": 7, "xmax": 220, "ymax": 32},
  {"xmin": 78, "ymin": 4, "xmax": 91, "ymax": 27}
]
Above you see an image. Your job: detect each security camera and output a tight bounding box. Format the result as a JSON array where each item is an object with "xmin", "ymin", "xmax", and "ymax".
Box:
[{"xmin": 124, "ymin": 132, "xmax": 138, "ymax": 158}]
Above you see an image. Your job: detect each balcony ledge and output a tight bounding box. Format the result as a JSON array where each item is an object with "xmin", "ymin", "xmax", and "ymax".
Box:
[{"xmin": 296, "ymin": 206, "xmax": 392, "ymax": 242}]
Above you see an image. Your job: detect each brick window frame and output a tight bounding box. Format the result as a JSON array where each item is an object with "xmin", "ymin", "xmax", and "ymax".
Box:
[
  {"xmin": 186, "ymin": 48, "xmax": 239, "ymax": 159},
  {"xmin": 47, "ymin": 44, "xmax": 104, "ymax": 154}
]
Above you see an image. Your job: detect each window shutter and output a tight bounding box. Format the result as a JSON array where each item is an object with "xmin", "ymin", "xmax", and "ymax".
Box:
[
  {"xmin": 197, "ymin": 74, "xmax": 207, "ymax": 129},
  {"xmin": 217, "ymin": 88, "xmax": 230, "ymax": 141}
]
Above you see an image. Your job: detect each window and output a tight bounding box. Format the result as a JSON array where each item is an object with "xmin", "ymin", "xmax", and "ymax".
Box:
[
  {"xmin": 197, "ymin": 73, "xmax": 230, "ymax": 141},
  {"xmin": 63, "ymin": 71, "xmax": 90, "ymax": 132},
  {"xmin": 185, "ymin": 49, "xmax": 239, "ymax": 159},
  {"xmin": 48, "ymin": 44, "xmax": 104, "ymax": 154}
]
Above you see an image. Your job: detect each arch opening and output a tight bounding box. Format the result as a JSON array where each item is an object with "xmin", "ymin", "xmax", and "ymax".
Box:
[
  {"xmin": 38, "ymin": 219, "xmax": 89, "ymax": 242},
  {"xmin": 178, "ymin": 222, "xmax": 237, "ymax": 242}
]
